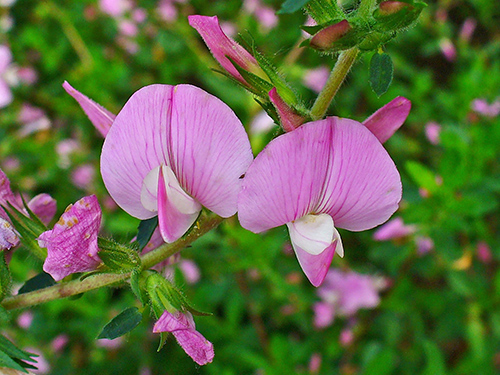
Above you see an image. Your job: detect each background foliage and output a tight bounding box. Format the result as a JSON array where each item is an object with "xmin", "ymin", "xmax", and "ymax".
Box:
[{"xmin": 0, "ymin": 0, "xmax": 499, "ymax": 374}]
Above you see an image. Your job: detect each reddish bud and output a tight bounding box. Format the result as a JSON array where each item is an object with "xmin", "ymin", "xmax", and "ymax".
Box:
[{"xmin": 310, "ymin": 20, "xmax": 352, "ymax": 51}]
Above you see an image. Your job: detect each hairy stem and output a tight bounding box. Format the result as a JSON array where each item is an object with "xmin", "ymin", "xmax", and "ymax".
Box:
[
  {"xmin": 309, "ymin": 48, "xmax": 359, "ymax": 120},
  {"xmin": 2, "ymin": 213, "xmax": 224, "ymax": 310}
]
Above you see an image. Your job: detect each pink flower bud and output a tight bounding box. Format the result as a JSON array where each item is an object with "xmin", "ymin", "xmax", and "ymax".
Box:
[
  {"xmin": 268, "ymin": 88, "xmax": 306, "ymax": 132},
  {"xmin": 28, "ymin": 193, "xmax": 57, "ymax": 226},
  {"xmin": 378, "ymin": 1, "xmax": 409, "ymax": 15},
  {"xmin": 310, "ymin": 20, "xmax": 352, "ymax": 51}
]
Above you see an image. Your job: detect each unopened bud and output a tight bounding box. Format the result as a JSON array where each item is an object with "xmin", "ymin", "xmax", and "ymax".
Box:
[
  {"xmin": 310, "ymin": 20, "xmax": 353, "ymax": 51},
  {"xmin": 378, "ymin": 1, "xmax": 409, "ymax": 15},
  {"xmin": 374, "ymin": 1, "xmax": 426, "ymax": 32}
]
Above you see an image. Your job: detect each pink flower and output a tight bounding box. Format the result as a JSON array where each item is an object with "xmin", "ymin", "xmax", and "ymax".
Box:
[
  {"xmin": 471, "ymin": 98, "xmax": 500, "ymax": 118},
  {"xmin": 439, "ymin": 38, "xmax": 456, "ymax": 62},
  {"xmin": 17, "ymin": 104, "xmax": 51, "ymax": 137},
  {"xmin": 17, "ymin": 311, "xmax": 34, "ymax": 329},
  {"xmin": 476, "ymin": 241, "xmax": 492, "ymax": 264},
  {"xmin": 71, "ymin": 164, "xmax": 95, "ymax": 190},
  {"xmin": 99, "ymin": 0, "xmax": 131, "ymax": 18},
  {"xmin": 118, "ymin": 19, "xmax": 138, "ymax": 37},
  {"xmin": 425, "ymin": 121, "xmax": 441, "ymax": 145},
  {"xmin": 50, "ymin": 334, "xmax": 69, "ymax": 353},
  {"xmin": 416, "ymin": 236, "xmax": 434, "ymax": 255},
  {"xmin": 308, "ymin": 353, "xmax": 322, "ymax": 374},
  {"xmin": 373, "ymin": 217, "xmax": 416, "ymax": 241},
  {"xmin": 0, "ymin": 44, "xmax": 14, "ymax": 108},
  {"xmin": 63, "ymin": 81, "xmax": 115, "ymax": 137},
  {"xmin": 96, "ymin": 337, "xmax": 124, "ymax": 350},
  {"xmin": 339, "ymin": 328, "xmax": 354, "ymax": 347},
  {"xmin": 243, "ymin": 0, "xmax": 278, "ymax": 31},
  {"xmin": 0, "ymin": 217, "xmax": 19, "ymax": 251},
  {"xmin": 269, "ymin": 87, "xmax": 305, "ymax": 132},
  {"xmin": 459, "ymin": 18, "xmax": 476, "ymax": 42},
  {"xmin": 314, "ymin": 269, "xmax": 383, "ymax": 328},
  {"xmin": 100, "ymin": 84, "xmax": 253, "ymax": 243},
  {"xmin": 178, "ymin": 259, "xmax": 200, "ymax": 284},
  {"xmin": 189, "ymin": 15, "xmax": 264, "ymax": 87},
  {"xmin": 303, "ymin": 66, "xmax": 330, "ymax": 93},
  {"xmin": 238, "ymin": 118, "xmax": 402, "ymax": 286},
  {"xmin": 37, "ymin": 195, "xmax": 102, "ymax": 281},
  {"xmin": 153, "ymin": 311, "xmax": 214, "ymax": 365}
]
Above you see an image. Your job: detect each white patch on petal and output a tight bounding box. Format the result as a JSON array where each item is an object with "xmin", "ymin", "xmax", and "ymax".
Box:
[
  {"xmin": 286, "ymin": 213, "xmax": 335, "ymax": 255},
  {"xmin": 141, "ymin": 166, "xmax": 160, "ymax": 212},
  {"xmin": 333, "ymin": 226, "xmax": 344, "ymax": 258},
  {"xmin": 161, "ymin": 165, "xmax": 201, "ymax": 215}
]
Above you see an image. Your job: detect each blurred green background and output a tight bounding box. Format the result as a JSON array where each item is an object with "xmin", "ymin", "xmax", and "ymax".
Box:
[{"xmin": 0, "ymin": 0, "xmax": 499, "ymax": 374}]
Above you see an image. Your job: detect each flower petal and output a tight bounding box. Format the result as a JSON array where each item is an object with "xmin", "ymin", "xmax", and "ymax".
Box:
[
  {"xmin": 294, "ymin": 242, "xmax": 337, "ymax": 287},
  {"xmin": 38, "ymin": 195, "xmax": 101, "ymax": 281},
  {"xmin": 315, "ymin": 118, "xmax": 402, "ymax": 231},
  {"xmin": 0, "ymin": 79, "xmax": 13, "ymax": 109},
  {"xmin": 0, "ymin": 217, "xmax": 19, "ymax": 251},
  {"xmin": 362, "ymin": 96, "xmax": 411, "ymax": 143},
  {"xmin": 63, "ymin": 81, "xmax": 116, "ymax": 137},
  {"xmin": 28, "ymin": 193, "xmax": 57, "ymax": 226},
  {"xmin": 101, "ymin": 84, "xmax": 252, "ymax": 220},
  {"xmin": 157, "ymin": 165, "xmax": 201, "ymax": 243},
  {"xmin": 238, "ymin": 122, "xmax": 333, "ymax": 233},
  {"xmin": 153, "ymin": 311, "xmax": 214, "ymax": 366},
  {"xmin": 0, "ymin": 45, "xmax": 12, "ymax": 73},
  {"xmin": 188, "ymin": 15, "xmax": 261, "ymax": 86},
  {"xmin": 286, "ymin": 213, "xmax": 334, "ymax": 255},
  {"xmin": 268, "ymin": 88, "xmax": 305, "ymax": 132}
]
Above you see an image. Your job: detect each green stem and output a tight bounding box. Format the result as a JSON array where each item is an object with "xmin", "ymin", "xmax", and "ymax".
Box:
[
  {"xmin": 2, "ymin": 213, "xmax": 224, "ymax": 310},
  {"xmin": 309, "ymin": 48, "xmax": 359, "ymax": 120}
]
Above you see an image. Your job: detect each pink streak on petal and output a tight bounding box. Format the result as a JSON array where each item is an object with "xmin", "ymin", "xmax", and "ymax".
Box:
[
  {"xmin": 28, "ymin": 193, "xmax": 57, "ymax": 226},
  {"xmin": 188, "ymin": 15, "xmax": 260, "ymax": 86},
  {"xmin": 362, "ymin": 96, "xmax": 411, "ymax": 143},
  {"xmin": 153, "ymin": 311, "xmax": 214, "ymax": 365},
  {"xmin": 157, "ymin": 166, "xmax": 199, "ymax": 243},
  {"xmin": 167, "ymin": 85, "xmax": 253, "ymax": 217},
  {"xmin": 63, "ymin": 81, "xmax": 116, "ymax": 137},
  {"xmin": 38, "ymin": 195, "xmax": 102, "ymax": 281},
  {"xmin": 294, "ymin": 242, "xmax": 336, "ymax": 287}
]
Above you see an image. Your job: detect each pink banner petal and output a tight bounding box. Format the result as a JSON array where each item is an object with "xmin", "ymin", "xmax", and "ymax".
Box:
[
  {"xmin": 362, "ymin": 96, "xmax": 411, "ymax": 143},
  {"xmin": 63, "ymin": 81, "xmax": 116, "ymax": 137}
]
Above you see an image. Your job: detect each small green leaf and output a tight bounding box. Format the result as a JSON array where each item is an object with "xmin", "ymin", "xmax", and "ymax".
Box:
[
  {"xmin": 278, "ymin": 0, "xmax": 313, "ymax": 14},
  {"xmin": 369, "ymin": 51, "xmax": 393, "ymax": 97},
  {"xmin": 0, "ymin": 254, "xmax": 11, "ymax": 302},
  {"xmin": 97, "ymin": 307, "xmax": 143, "ymax": 340},
  {"xmin": 18, "ymin": 272, "xmax": 55, "ymax": 295},
  {"xmin": 136, "ymin": 217, "xmax": 158, "ymax": 251}
]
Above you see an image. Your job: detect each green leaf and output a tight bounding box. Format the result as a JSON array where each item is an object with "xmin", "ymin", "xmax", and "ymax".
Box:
[
  {"xmin": 0, "ymin": 336, "xmax": 37, "ymax": 362},
  {"xmin": 136, "ymin": 216, "xmax": 158, "ymax": 251},
  {"xmin": 97, "ymin": 307, "xmax": 143, "ymax": 340},
  {"xmin": 405, "ymin": 161, "xmax": 440, "ymax": 194},
  {"xmin": 422, "ymin": 340, "xmax": 447, "ymax": 375},
  {"xmin": 0, "ymin": 254, "xmax": 11, "ymax": 302},
  {"xmin": 278, "ymin": 0, "xmax": 313, "ymax": 14},
  {"xmin": 18, "ymin": 272, "xmax": 56, "ymax": 295},
  {"xmin": 369, "ymin": 51, "xmax": 394, "ymax": 97}
]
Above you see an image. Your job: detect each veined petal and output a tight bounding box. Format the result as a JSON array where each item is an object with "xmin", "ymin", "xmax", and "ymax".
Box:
[
  {"xmin": 63, "ymin": 81, "xmax": 116, "ymax": 137},
  {"xmin": 362, "ymin": 96, "xmax": 411, "ymax": 143},
  {"xmin": 157, "ymin": 165, "xmax": 201, "ymax": 243},
  {"xmin": 238, "ymin": 122, "xmax": 333, "ymax": 233},
  {"xmin": 316, "ymin": 118, "xmax": 402, "ymax": 231},
  {"xmin": 286, "ymin": 213, "xmax": 334, "ymax": 255},
  {"xmin": 101, "ymin": 84, "xmax": 252, "ymax": 220},
  {"xmin": 166, "ymin": 85, "xmax": 253, "ymax": 217},
  {"xmin": 28, "ymin": 193, "xmax": 57, "ymax": 226},
  {"xmin": 188, "ymin": 15, "xmax": 261, "ymax": 86},
  {"xmin": 153, "ymin": 311, "xmax": 214, "ymax": 366},
  {"xmin": 38, "ymin": 195, "xmax": 101, "ymax": 281},
  {"xmin": 0, "ymin": 217, "xmax": 19, "ymax": 251}
]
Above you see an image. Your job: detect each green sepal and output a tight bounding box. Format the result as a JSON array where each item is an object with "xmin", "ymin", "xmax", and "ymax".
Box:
[
  {"xmin": 0, "ymin": 335, "xmax": 38, "ymax": 373},
  {"xmin": 130, "ymin": 269, "xmax": 153, "ymax": 306},
  {"xmin": 97, "ymin": 238, "xmax": 141, "ymax": 272},
  {"xmin": 0, "ymin": 253, "xmax": 11, "ymax": 302},
  {"xmin": 20, "ymin": 196, "xmax": 47, "ymax": 231},
  {"xmin": 7, "ymin": 201, "xmax": 46, "ymax": 236},
  {"xmin": 228, "ymin": 56, "xmax": 274, "ymax": 98},
  {"xmin": 373, "ymin": 2, "xmax": 427, "ymax": 32},
  {"xmin": 18, "ymin": 272, "xmax": 55, "ymax": 295},
  {"xmin": 305, "ymin": 0, "xmax": 345, "ymax": 24},
  {"xmin": 357, "ymin": 31, "xmax": 396, "ymax": 51},
  {"xmin": 3, "ymin": 206, "xmax": 46, "ymax": 258}
]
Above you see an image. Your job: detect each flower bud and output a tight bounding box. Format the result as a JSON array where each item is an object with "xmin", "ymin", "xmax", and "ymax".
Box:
[
  {"xmin": 373, "ymin": 1, "xmax": 426, "ymax": 32},
  {"xmin": 309, "ymin": 20, "xmax": 354, "ymax": 51}
]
